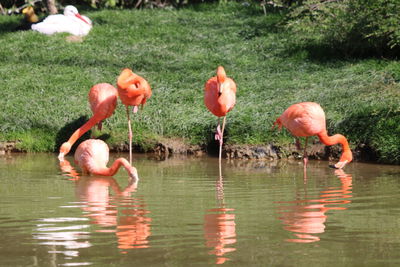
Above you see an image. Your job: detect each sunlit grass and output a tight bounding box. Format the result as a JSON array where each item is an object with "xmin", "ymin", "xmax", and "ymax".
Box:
[{"xmin": 0, "ymin": 2, "xmax": 399, "ymax": 163}]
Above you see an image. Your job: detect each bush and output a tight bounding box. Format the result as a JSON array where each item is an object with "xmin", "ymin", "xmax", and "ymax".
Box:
[{"xmin": 283, "ymin": 0, "xmax": 400, "ymax": 57}]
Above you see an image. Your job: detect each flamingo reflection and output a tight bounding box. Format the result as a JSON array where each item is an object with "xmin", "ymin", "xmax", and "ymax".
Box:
[
  {"xmin": 204, "ymin": 177, "xmax": 237, "ymax": 264},
  {"xmin": 60, "ymin": 159, "xmax": 151, "ymax": 252},
  {"xmin": 116, "ymin": 198, "xmax": 151, "ymax": 250},
  {"xmin": 276, "ymin": 169, "xmax": 352, "ymax": 243}
]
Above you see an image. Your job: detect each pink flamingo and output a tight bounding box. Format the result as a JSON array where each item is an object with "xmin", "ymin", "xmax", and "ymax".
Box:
[
  {"xmin": 73, "ymin": 139, "xmax": 139, "ymax": 180},
  {"xmin": 273, "ymin": 102, "xmax": 352, "ymax": 169},
  {"xmin": 204, "ymin": 66, "xmax": 237, "ymax": 170},
  {"xmin": 58, "ymin": 83, "xmax": 118, "ymax": 160},
  {"xmin": 117, "ymin": 68, "xmax": 152, "ymax": 164}
]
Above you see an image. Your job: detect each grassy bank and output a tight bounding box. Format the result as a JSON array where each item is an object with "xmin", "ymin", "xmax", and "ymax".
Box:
[{"xmin": 0, "ymin": 2, "xmax": 399, "ymax": 163}]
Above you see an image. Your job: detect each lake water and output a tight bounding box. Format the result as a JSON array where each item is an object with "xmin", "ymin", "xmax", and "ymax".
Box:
[{"xmin": 1, "ymin": 153, "xmax": 400, "ymax": 266}]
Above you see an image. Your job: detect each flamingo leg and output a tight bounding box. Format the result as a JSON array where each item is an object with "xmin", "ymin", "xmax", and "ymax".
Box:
[
  {"xmin": 215, "ymin": 118, "xmax": 221, "ymax": 141},
  {"xmin": 303, "ymin": 137, "xmax": 309, "ymax": 166},
  {"xmin": 218, "ymin": 116, "xmax": 226, "ymax": 178},
  {"xmin": 126, "ymin": 105, "xmax": 133, "ymax": 165}
]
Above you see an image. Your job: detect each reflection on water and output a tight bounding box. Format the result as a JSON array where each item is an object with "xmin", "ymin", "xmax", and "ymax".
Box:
[
  {"xmin": 2, "ymin": 154, "xmax": 400, "ymax": 266},
  {"xmin": 34, "ymin": 217, "xmax": 91, "ymax": 259},
  {"xmin": 116, "ymin": 197, "xmax": 151, "ymax": 251},
  {"xmin": 66, "ymin": 159, "xmax": 151, "ymax": 252},
  {"xmin": 276, "ymin": 169, "xmax": 353, "ymax": 243},
  {"xmin": 204, "ymin": 177, "xmax": 237, "ymax": 264},
  {"xmin": 34, "ymin": 159, "xmax": 152, "ymax": 262}
]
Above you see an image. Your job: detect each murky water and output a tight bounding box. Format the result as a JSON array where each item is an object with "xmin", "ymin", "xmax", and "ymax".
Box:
[{"xmin": 1, "ymin": 153, "xmax": 400, "ymax": 266}]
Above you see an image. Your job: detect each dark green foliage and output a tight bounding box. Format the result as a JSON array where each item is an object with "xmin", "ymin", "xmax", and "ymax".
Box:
[
  {"xmin": 338, "ymin": 108, "xmax": 400, "ymax": 164},
  {"xmin": 283, "ymin": 0, "xmax": 400, "ymax": 58}
]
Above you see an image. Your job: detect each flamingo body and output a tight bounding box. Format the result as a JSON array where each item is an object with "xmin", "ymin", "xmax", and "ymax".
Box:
[
  {"xmin": 274, "ymin": 102, "xmax": 352, "ymax": 169},
  {"xmin": 204, "ymin": 67, "xmax": 236, "ymax": 117},
  {"xmin": 74, "ymin": 139, "xmax": 138, "ymax": 180},
  {"xmin": 117, "ymin": 68, "xmax": 152, "ymax": 107},
  {"xmin": 88, "ymin": 83, "xmax": 118, "ymax": 122},
  {"xmin": 58, "ymin": 83, "xmax": 118, "ymax": 159},
  {"xmin": 31, "ymin": 5, "xmax": 92, "ymax": 36},
  {"xmin": 277, "ymin": 102, "xmax": 326, "ymax": 137},
  {"xmin": 117, "ymin": 68, "xmax": 152, "ymax": 164},
  {"xmin": 204, "ymin": 66, "xmax": 237, "ymax": 172}
]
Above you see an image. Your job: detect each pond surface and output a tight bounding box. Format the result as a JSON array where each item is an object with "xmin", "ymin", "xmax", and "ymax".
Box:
[{"xmin": 1, "ymin": 153, "xmax": 400, "ymax": 266}]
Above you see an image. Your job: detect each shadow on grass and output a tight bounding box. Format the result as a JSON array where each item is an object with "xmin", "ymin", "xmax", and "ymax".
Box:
[
  {"xmin": 0, "ymin": 20, "xmax": 23, "ymax": 35},
  {"xmin": 55, "ymin": 115, "xmax": 113, "ymax": 153},
  {"xmin": 284, "ymin": 42, "xmax": 400, "ymax": 63},
  {"xmin": 335, "ymin": 109, "xmax": 400, "ymax": 164},
  {"xmin": 55, "ymin": 116, "xmax": 91, "ymax": 154}
]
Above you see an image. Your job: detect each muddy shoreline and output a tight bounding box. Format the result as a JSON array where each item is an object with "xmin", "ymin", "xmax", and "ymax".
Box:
[{"xmin": 0, "ymin": 138, "xmax": 379, "ymax": 164}]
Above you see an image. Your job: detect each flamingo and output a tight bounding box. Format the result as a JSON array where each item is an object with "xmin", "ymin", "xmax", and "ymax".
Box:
[
  {"xmin": 204, "ymin": 66, "xmax": 237, "ymax": 170},
  {"xmin": 31, "ymin": 5, "xmax": 92, "ymax": 36},
  {"xmin": 117, "ymin": 68, "xmax": 152, "ymax": 164},
  {"xmin": 273, "ymin": 102, "xmax": 352, "ymax": 169},
  {"xmin": 58, "ymin": 83, "xmax": 118, "ymax": 160},
  {"xmin": 74, "ymin": 139, "xmax": 139, "ymax": 180}
]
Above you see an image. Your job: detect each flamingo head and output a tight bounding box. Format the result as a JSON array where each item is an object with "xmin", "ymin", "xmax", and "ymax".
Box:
[
  {"xmin": 64, "ymin": 5, "xmax": 91, "ymax": 25},
  {"xmin": 216, "ymin": 66, "xmax": 226, "ymax": 96},
  {"xmin": 128, "ymin": 166, "xmax": 139, "ymax": 181},
  {"xmin": 58, "ymin": 142, "xmax": 72, "ymax": 161},
  {"xmin": 333, "ymin": 149, "xmax": 353, "ymax": 169}
]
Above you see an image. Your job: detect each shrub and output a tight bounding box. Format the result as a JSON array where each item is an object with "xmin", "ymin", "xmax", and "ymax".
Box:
[{"xmin": 283, "ymin": 0, "xmax": 400, "ymax": 57}]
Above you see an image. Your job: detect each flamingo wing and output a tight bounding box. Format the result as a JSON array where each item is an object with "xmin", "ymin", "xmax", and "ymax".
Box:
[
  {"xmin": 280, "ymin": 102, "xmax": 326, "ymax": 137},
  {"xmin": 89, "ymin": 83, "xmax": 118, "ymax": 120},
  {"xmin": 74, "ymin": 139, "xmax": 109, "ymax": 174}
]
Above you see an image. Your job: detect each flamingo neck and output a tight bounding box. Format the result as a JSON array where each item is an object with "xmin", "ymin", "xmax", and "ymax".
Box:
[
  {"xmin": 217, "ymin": 67, "xmax": 226, "ymax": 85},
  {"xmin": 95, "ymin": 158, "xmax": 137, "ymax": 179},
  {"xmin": 59, "ymin": 115, "xmax": 101, "ymax": 157},
  {"xmin": 317, "ymin": 130, "xmax": 353, "ymax": 162}
]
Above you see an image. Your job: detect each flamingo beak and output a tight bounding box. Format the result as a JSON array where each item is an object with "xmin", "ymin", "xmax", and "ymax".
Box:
[
  {"xmin": 329, "ymin": 160, "xmax": 348, "ymax": 169},
  {"xmin": 75, "ymin": 13, "xmax": 90, "ymax": 25},
  {"xmin": 58, "ymin": 152, "xmax": 65, "ymax": 161},
  {"xmin": 128, "ymin": 167, "xmax": 139, "ymax": 181},
  {"xmin": 130, "ymin": 171, "xmax": 139, "ymax": 181},
  {"xmin": 218, "ymin": 83, "xmax": 223, "ymax": 96}
]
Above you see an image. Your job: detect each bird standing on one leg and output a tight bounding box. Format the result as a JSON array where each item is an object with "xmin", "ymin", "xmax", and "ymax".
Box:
[
  {"xmin": 204, "ymin": 66, "xmax": 237, "ymax": 174},
  {"xmin": 273, "ymin": 102, "xmax": 352, "ymax": 169},
  {"xmin": 58, "ymin": 83, "xmax": 118, "ymax": 160},
  {"xmin": 117, "ymin": 68, "xmax": 152, "ymax": 164}
]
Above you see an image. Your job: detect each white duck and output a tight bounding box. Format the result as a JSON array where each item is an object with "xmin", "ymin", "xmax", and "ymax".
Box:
[{"xmin": 31, "ymin": 5, "xmax": 92, "ymax": 36}]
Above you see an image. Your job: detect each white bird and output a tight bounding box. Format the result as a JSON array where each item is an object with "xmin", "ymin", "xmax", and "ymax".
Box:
[{"xmin": 31, "ymin": 5, "xmax": 92, "ymax": 36}]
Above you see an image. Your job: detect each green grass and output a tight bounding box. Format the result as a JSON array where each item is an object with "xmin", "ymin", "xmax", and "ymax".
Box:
[{"xmin": 0, "ymin": 2, "xmax": 399, "ymax": 163}]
